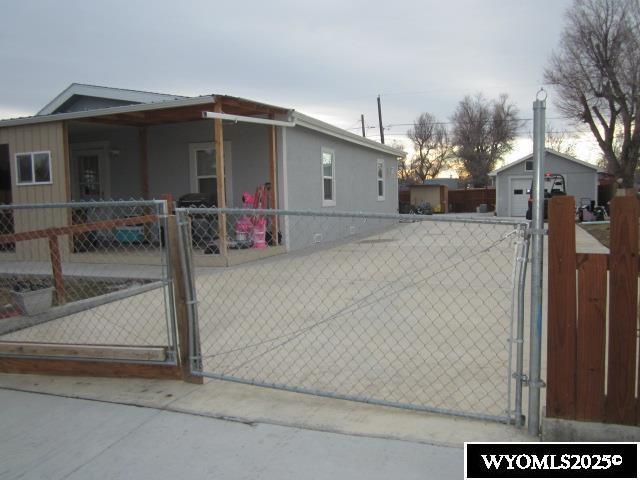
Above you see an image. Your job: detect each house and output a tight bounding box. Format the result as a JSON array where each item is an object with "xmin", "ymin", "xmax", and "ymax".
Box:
[
  {"xmin": 0, "ymin": 84, "xmax": 403, "ymax": 258},
  {"xmin": 489, "ymin": 149, "xmax": 598, "ymax": 217}
]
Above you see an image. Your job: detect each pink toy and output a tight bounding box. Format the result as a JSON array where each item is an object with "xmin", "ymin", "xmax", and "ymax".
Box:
[
  {"xmin": 252, "ymin": 217, "xmax": 267, "ymax": 249},
  {"xmin": 234, "ymin": 192, "xmax": 255, "ymax": 244}
]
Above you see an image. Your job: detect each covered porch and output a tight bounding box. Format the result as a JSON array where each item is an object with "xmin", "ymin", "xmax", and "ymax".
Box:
[{"xmin": 64, "ymin": 96, "xmax": 291, "ymax": 265}]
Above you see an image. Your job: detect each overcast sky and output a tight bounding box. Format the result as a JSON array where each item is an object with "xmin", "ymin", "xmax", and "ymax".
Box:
[{"xmin": 0, "ymin": 0, "xmax": 599, "ymax": 165}]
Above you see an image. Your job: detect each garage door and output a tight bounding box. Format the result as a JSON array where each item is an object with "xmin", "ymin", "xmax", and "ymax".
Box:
[{"xmin": 510, "ymin": 178, "xmax": 531, "ymax": 217}]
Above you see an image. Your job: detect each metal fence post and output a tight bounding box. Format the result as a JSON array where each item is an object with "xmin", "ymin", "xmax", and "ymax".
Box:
[
  {"xmin": 176, "ymin": 210, "xmax": 202, "ymax": 374},
  {"xmin": 167, "ymin": 212, "xmax": 202, "ymax": 384},
  {"xmin": 514, "ymin": 227, "xmax": 529, "ymax": 427},
  {"xmin": 528, "ymin": 91, "xmax": 546, "ymax": 435}
]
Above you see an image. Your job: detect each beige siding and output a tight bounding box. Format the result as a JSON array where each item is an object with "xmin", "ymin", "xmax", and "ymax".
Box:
[
  {"xmin": 0, "ymin": 122, "xmax": 70, "ymax": 260},
  {"xmin": 410, "ymin": 186, "xmax": 441, "ymax": 206}
]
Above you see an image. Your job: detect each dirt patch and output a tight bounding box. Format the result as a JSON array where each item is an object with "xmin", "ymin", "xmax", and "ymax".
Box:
[
  {"xmin": 580, "ymin": 223, "xmax": 611, "ymax": 249},
  {"xmin": 0, "ymin": 277, "xmax": 152, "ymax": 317}
]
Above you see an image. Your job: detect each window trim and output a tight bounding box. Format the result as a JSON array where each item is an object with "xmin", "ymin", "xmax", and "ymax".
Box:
[
  {"xmin": 524, "ymin": 160, "xmax": 534, "ymax": 172},
  {"xmin": 321, "ymin": 147, "xmax": 336, "ymax": 207},
  {"xmin": 377, "ymin": 158, "xmax": 385, "ymax": 201},
  {"xmin": 15, "ymin": 151, "xmax": 53, "ymax": 186}
]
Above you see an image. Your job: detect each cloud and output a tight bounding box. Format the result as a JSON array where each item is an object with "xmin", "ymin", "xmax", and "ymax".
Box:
[{"xmin": 3, "ymin": 0, "xmax": 600, "ymax": 165}]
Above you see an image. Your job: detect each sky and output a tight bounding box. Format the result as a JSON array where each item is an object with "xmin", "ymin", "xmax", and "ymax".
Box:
[{"xmin": 0, "ymin": 0, "xmax": 601, "ymax": 172}]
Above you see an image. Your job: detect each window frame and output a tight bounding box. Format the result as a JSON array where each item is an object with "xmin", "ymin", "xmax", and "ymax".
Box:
[
  {"xmin": 188, "ymin": 142, "xmax": 233, "ymax": 201},
  {"xmin": 321, "ymin": 147, "xmax": 336, "ymax": 207},
  {"xmin": 524, "ymin": 160, "xmax": 534, "ymax": 172},
  {"xmin": 15, "ymin": 151, "xmax": 53, "ymax": 186},
  {"xmin": 376, "ymin": 158, "xmax": 385, "ymax": 201}
]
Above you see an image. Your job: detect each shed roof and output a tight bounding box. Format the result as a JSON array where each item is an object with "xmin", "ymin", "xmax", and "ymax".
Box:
[{"xmin": 489, "ymin": 149, "xmax": 598, "ymax": 176}]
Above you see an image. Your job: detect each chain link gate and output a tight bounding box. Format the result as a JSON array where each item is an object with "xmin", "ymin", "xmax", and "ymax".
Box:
[
  {"xmin": 0, "ymin": 200, "xmax": 179, "ymax": 364},
  {"xmin": 177, "ymin": 207, "xmax": 529, "ymax": 423}
]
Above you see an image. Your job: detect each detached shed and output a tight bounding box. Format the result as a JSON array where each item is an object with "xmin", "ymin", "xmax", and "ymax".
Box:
[
  {"xmin": 407, "ymin": 184, "xmax": 448, "ymax": 213},
  {"xmin": 489, "ymin": 149, "xmax": 598, "ymax": 217}
]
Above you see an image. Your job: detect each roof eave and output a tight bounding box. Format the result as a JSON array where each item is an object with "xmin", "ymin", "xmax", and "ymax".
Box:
[
  {"xmin": 0, "ymin": 96, "xmax": 216, "ymax": 128},
  {"xmin": 293, "ymin": 112, "xmax": 406, "ymax": 158},
  {"xmin": 490, "ymin": 148, "xmax": 598, "ymax": 175}
]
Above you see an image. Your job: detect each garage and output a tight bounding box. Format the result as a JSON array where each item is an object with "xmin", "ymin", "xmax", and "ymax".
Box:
[{"xmin": 489, "ymin": 149, "xmax": 599, "ymax": 217}]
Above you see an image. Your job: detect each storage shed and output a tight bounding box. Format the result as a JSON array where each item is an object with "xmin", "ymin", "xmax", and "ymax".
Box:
[
  {"xmin": 407, "ymin": 184, "xmax": 448, "ymax": 213},
  {"xmin": 489, "ymin": 149, "xmax": 598, "ymax": 217}
]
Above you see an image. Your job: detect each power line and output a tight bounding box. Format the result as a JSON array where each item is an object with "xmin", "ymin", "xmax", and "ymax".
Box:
[{"xmin": 344, "ymin": 115, "xmax": 577, "ymax": 131}]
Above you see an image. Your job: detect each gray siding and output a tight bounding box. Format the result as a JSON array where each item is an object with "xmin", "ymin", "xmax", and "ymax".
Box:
[
  {"xmin": 69, "ymin": 120, "xmax": 271, "ymax": 205},
  {"xmin": 69, "ymin": 126, "xmax": 141, "ymax": 199},
  {"xmin": 284, "ymin": 125, "xmax": 398, "ymax": 249},
  {"xmin": 494, "ymin": 151, "xmax": 597, "ymax": 217},
  {"xmin": 147, "ymin": 120, "xmax": 269, "ymax": 205}
]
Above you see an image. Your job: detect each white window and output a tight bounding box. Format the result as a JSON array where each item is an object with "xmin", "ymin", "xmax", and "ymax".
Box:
[
  {"xmin": 525, "ymin": 160, "xmax": 533, "ymax": 172},
  {"xmin": 16, "ymin": 151, "xmax": 52, "ymax": 185},
  {"xmin": 194, "ymin": 146, "xmax": 217, "ymax": 193},
  {"xmin": 322, "ymin": 148, "xmax": 336, "ymax": 207},
  {"xmin": 377, "ymin": 159, "xmax": 385, "ymax": 201},
  {"xmin": 188, "ymin": 142, "xmax": 233, "ymax": 205}
]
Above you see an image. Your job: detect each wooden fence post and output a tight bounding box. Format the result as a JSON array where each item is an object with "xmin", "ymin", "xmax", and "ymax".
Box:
[
  {"xmin": 167, "ymin": 215, "xmax": 202, "ymax": 384},
  {"xmin": 48, "ymin": 231, "xmax": 65, "ymax": 304},
  {"xmin": 547, "ymin": 195, "xmax": 577, "ymax": 419},
  {"xmin": 606, "ymin": 196, "xmax": 638, "ymax": 424}
]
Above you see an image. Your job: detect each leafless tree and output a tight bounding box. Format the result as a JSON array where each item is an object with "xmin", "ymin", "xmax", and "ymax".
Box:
[
  {"xmin": 390, "ymin": 140, "xmax": 412, "ymax": 182},
  {"xmin": 406, "ymin": 113, "xmax": 452, "ymax": 182},
  {"xmin": 450, "ymin": 93, "xmax": 520, "ymax": 187},
  {"xmin": 529, "ymin": 122, "xmax": 578, "ymax": 156},
  {"xmin": 545, "ymin": 0, "xmax": 640, "ymax": 187}
]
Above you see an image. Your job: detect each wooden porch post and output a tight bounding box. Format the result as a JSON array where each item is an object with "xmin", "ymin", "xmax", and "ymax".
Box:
[
  {"xmin": 213, "ymin": 103, "xmax": 228, "ymax": 258},
  {"xmin": 139, "ymin": 127, "xmax": 149, "ymax": 199},
  {"xmin": 268, "ymin": 116, "xmax": 279, "ymax": 245}
]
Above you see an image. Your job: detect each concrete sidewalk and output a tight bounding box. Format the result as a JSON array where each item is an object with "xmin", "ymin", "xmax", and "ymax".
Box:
[
  {"xmin": 0, "ymin": 389, "xmax": 462, "ymax": 480},
  {"xmin": 0, "ymin": 374, "xmax": 533, "ymax": 448}
]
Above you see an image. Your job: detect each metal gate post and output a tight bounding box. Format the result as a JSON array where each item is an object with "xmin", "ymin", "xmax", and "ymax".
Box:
[
  {"xmin": 514, "ymin": 227, "xmax": 530, "ymax": 427},
  {"xmin": 176, "ymin": 210, "xmax": 203, "ymax": 374},
  {"xmin": 528, "ymin": 91, "xmax": 546, "ymax": 435}
]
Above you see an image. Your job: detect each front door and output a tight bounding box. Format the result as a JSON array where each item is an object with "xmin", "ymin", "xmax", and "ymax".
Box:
[
  {"xmin": 71, "ymin": 146, "xmax": 110, "ymax": 201},
  {"xmin": 189, "ymin": 142, "xmax": 232, "ymax": 205}
]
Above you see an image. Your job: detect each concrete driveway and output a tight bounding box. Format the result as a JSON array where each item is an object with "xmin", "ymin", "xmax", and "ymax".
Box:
[{"xmin": 194, "ymin": 218, "xmax": 523, "ymax": 420}]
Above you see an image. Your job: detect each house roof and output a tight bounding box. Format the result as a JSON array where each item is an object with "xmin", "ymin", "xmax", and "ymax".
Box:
[
  {"xmin": 37, "ymin": 83, "xmax": 186, "ymax": 115},
  {"xmin": 488, "ymin": 148, "xmax": 598, "ymax": 176},
  {"xmin": 293, "ymin": 112, "xmax": 405, "ymax": 157},
  {"xmin": 1, "ymin": 84, "xmax": 405, "ymax": 158}
]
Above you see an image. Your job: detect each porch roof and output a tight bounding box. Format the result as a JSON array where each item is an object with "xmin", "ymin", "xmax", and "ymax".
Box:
[{"xmin": 0, "ymin": 94, "xmax": 292, "ymax": 128}]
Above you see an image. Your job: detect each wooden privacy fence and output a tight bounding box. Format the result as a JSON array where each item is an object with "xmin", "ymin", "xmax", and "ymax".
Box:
[
  {"xmin": 448, "ymin": 188, "xmax": 495, "ymax": 213},
  {"xmin": 547, "ymin": 195, "xmax": 639, "ymax": 425}
]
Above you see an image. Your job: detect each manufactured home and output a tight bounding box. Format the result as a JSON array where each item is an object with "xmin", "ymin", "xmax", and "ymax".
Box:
[{"xmin": 0, "ymin": 84, "xmax": 403, "ymax": 262}]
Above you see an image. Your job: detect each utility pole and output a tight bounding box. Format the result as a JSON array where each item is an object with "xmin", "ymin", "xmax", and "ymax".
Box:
[
  {"xmin": 377, "ymin": 95, "xmax": 385, "ymax": 144},
  {"xmin": 528, "ymin": 89, "xmax": 546, "ymax": 436},
  {"xmin": 361, "ymin": 114, "xmax": 366, "ymax": 138}
]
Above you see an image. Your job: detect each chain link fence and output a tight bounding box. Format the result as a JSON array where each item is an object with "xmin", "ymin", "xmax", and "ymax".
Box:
[
  {"xmin": 0, "ymin": 201, "xmax": 177, "ymax": 363},
  {"xmin": 178, "ymin": 207, "xmax": 528, "ymax": 422}
]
